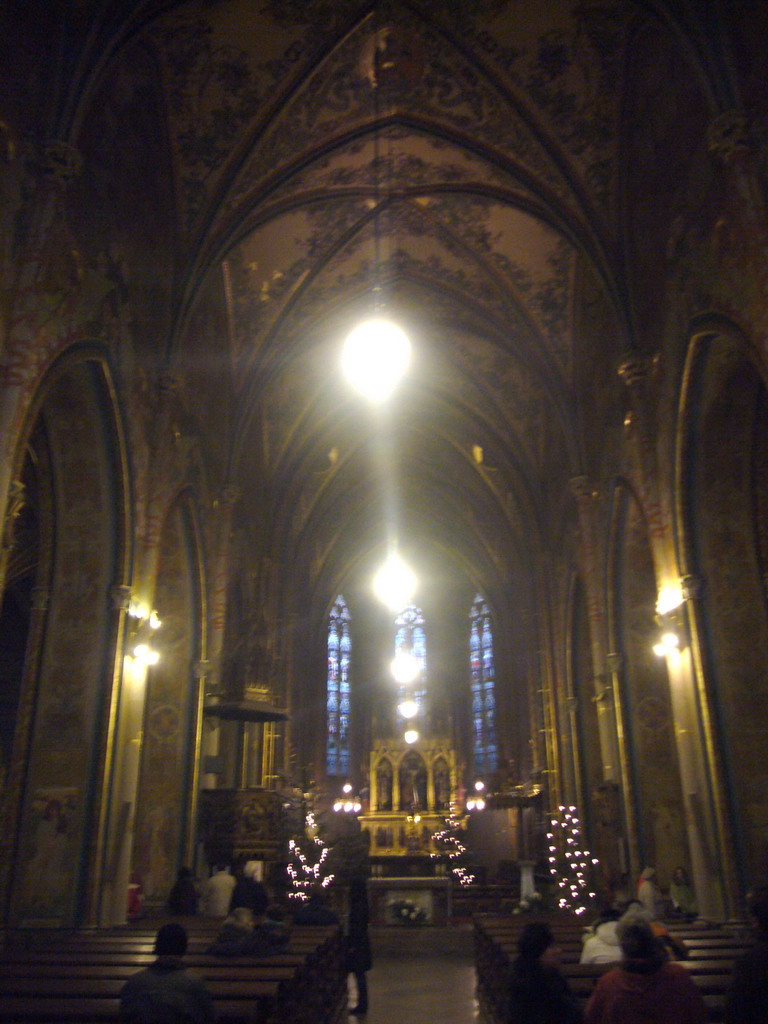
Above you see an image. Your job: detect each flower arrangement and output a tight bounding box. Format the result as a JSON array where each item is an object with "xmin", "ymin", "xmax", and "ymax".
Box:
[
  {"xmin": 515, "ymin": 891, "xmax": 544, "ymax": 914},
  {"xmin": 389, "ymin": 897, "xmax": 427, "ymax": 925}
]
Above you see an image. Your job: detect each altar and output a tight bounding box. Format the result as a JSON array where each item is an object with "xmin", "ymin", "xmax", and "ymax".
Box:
[{"xmin": 368, "ymin": 876, "xmax": 452, "ymax": 925}]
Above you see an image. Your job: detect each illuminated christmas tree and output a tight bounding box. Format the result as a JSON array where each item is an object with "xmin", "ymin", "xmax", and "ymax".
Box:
[
  {"xmin": 432, "ymin": 812, "xmax": 476, "ymax": 886},
  {"xmin": 547, "ymin": 805, "xmax": 598, "ymax": 915},
  {"xmin": 287, "ymin": 812, "xmax": 335, "ymax": 901}
]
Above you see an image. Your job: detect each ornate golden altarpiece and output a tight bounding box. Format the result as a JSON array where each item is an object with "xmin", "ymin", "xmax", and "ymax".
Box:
[{"xmin": 359, "ymin": 737, "xmax": 458, "ymax": 857}]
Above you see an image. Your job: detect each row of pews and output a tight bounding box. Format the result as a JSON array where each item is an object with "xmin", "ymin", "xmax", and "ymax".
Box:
[
  {"xmin": 474, "ymin": 913, "xmax": 753, "ymax": 1023},
  {"xmin": 0, "ymin": 916, "xmax": 348, "ymax": 1023}
]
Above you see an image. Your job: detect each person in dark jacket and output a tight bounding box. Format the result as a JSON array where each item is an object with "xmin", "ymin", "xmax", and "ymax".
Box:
[
  {"xmin": 167, "ymin": 867, "xmax": 198, "ymax": 916},
  {"xmin": 724, "ymin": 886, "xmax": 768, "ymax": 1024},
  {"xmin": 228, "ymin": 860, "xmax": 269, "ymax": 915},
  {"xmin": 508, "ymin": 921, "xmax": 582, "ymax": 1024},
  {"xmin": 120, "ymin": 922, "xmax": 213, "ymax": 1023},
  {"xmin": 346, "ymin": 879, "xmax": 372, "ymax": 1017}
]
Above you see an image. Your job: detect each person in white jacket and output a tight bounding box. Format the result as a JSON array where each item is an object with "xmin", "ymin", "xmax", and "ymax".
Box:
[
  {"xmin": 201, "ymin": 864, "xmax": 236, "ymax": 917},
  {"xmin": 581, "ymin": 909, "xmax": 622, "ymax": 964}
]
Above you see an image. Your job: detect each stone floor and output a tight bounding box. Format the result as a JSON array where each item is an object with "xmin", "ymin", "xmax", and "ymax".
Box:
[{"xmin": 348, "ymin": 924, "xmax": 479, "ymax": 1024}]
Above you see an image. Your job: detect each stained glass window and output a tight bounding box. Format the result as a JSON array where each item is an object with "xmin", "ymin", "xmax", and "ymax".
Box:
[
  {"xmin": 327, "ymin": 595, "xmax": 351, "ymax": 775},
  {"xmin": 470, "ymin": 594, "xmax": 496, "ymax": 775},
  {"xmin": 395, "ymin": 604, "xmax": 427, "ymax": 718}
]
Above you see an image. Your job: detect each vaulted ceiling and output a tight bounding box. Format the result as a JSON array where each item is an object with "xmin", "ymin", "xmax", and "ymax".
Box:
[{"xmin": 9, "ymin": 0, "xmax": 744, "ymax": 613}]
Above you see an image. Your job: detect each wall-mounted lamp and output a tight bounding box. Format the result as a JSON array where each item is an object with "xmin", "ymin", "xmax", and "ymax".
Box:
[
  {"xmin": 652, "ymin": 605, "xmax": 685, "ymax": 658},
  {"xmin": 127, "ymin": 603, "xmax": 162, "ymax": 665},
  {"xmin": 332, "ymin": 782, "xmax": 362, "ymax": 814}
]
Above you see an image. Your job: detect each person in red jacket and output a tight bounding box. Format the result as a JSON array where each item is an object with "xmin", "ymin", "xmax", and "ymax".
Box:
[{"xmin": 584, "ymin": 920, "xmax": 707, "ymax": 1024}]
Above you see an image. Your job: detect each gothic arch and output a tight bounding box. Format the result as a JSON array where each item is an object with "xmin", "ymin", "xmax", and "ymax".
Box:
[
  {"xmin": 1, "ymin": 347, "xmax": 130, "ymax": 929},
  {"xmin": 678, "ymin": 320, "xmax": 768, "ymax": 887}
]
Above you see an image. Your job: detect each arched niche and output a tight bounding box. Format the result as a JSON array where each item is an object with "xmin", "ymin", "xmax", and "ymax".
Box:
[
  {"xmin": 131, "ymin": 492, "xmax": 205, "ymax": 905},
  {"xmin": 679, "ymin": 324, "xmax": 768, "ymax": 885},
  {"xmin": 609, "ymin": 479, "xmax": 688, "ymax": 881},
  {"xmin": 398, "ymin": 750, "xmax": 427, "ymax": 812},
  {"xmin": 3, "ymin": 350, "xmax": 129, "ymax": 928},
  {"xmin": 374, "ymin": 757, "xmax": 393, "ymax": 812},
  {"xmin": 432, "ymin": 756, "xmax": 450, "ymax": 812}
]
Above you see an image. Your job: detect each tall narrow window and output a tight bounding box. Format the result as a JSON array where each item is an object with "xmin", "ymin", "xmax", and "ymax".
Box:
[
  {"xmin": 395, "ymin": 604, "xmax": 427, "ymax": 716},
  {"xmin": 327, "ymin": 595, "xmax": 351, "ymax": 775},
  {"xmin": 470, "ymin": 594, "xmax": 496, "ymax": 775}
]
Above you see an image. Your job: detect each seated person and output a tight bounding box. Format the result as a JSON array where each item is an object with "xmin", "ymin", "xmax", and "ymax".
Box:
[
  {"xmin": 206, "ymin": 905, "xmax": 290, "ymax": 956},
  {"xmin": 508, "ymin": 921, "xmax": 583, "ymax": 1024},
  {"xmin": 167, "ymin": 867, "xmax": 198, "ymax": 916},
  {"xmin": 581, "ymin": 907, "xmax": 622, "ymax": 964},
  {"xmin": 669, "ymin": 866, "xmax": 698, "ymax": 921},
  {"xmin": 584, "ymin": 919, "xmax": 707, "ymax": 1024},
  {"xmin": 724, "ymin": 886, "xmax": 768, "ymax": 1024},
  {"xmin": 120, "ymin": 922, "xmax": 213, "ymax": 1024},
  {"xmin": 291, "ymin": 888, "xmax": 339, "ymax": 925}
]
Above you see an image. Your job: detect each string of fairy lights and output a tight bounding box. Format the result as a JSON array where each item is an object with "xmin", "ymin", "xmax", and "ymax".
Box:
[
  {"xmin": 286, "ymin": 812, "xmax": 335, "ymax": 902},
  {"xmin": 547, "ymin": 805, "xmax": 598, "ymax": 915},
  {"xmin": 431, "ymin": 811, "xmax": 476, "ymax": 886}
]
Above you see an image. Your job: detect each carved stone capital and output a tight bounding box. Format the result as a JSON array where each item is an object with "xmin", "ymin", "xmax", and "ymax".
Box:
[
  {"xmin": 618, "ymin": 355, "xmax": 650, "ymax": 389},
  {"xmin": 110, "ymin": 584, "xmax": 132, "ymax": 612},
  {"xmin": 194, "ymin": 660, "xmax": 211, "ymax": 680},
  {"xmin": 43, "ymin": 140, "xmax": 82, "ymax": 180},
  {"xmin": 605, "ymin": 652, "xmax": 624, "ymax": 673},
  {"xmin": 569, "ymin": 475, "xmax": 592, "ymax": 501},
  {"xmin": 2, "ymin": 479, "xmax": 26, "ymax": 550},
  {"xmin": 681, "ymin": 574, "xmax": 705, "ymax": 602},
  {"xmin": 707, "ymin": 111, "xmax": 752, "ymax": 165}
]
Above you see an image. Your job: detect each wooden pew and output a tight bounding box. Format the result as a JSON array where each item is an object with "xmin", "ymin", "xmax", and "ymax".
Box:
[
  {"xmin": 474, "ymin": 914, "xmax": 746, "ymax": 1024},
  {"xmin": 0, "ymin": 922, "xmax": 347, "ymax": 1024}
]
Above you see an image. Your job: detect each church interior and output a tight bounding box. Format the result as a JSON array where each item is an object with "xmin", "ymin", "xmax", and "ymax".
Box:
[{"xmin": 1, "ymin": 0, "xmax": 768, "ymax": 935}]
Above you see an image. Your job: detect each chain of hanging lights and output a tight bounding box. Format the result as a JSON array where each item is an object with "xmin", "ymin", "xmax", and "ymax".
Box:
[
  {"xmin": 287, "ymin": 812, "xmax": 335, "ymax": 901},
  {"xmin": 547, "ymin": 805, "xmax": 598, "ymax": 915},
  {"xmin": 431, "ymin": 812, "xmax": 476, "ymax": 886}
]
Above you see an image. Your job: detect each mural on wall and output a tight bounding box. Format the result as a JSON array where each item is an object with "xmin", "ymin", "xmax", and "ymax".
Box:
[
  {"xmin": 18, "ymin": 787, "xmax": 78, "ymax": 920},
  {"xmin": 11, "ymin": 365, "xmax": 120, "ymax": 927}
]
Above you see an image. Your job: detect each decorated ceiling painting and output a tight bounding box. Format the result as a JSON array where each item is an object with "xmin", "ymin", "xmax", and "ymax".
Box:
[
  {"xmin": 10, "ymin": 0, "xmax": 736, "ymax": 603},
  {"xmin": 139, "ymin": 0, "xmax": 635, "ymax": 590}
]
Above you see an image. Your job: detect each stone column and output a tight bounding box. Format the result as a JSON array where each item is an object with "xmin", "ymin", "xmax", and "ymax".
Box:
[
  {"xmin": 93, "ymin": 584, "xmax": 136, "ymax": 927},
  {"xmin": 617, "ymin": 356, "xmax": 669, "ymax": 547},
  {"xmin": 569, "ymin": 476, "xmax": 619, "ymax": 783},
  {"xmin": 605, "ymin": 650, "xmax": 640, "ymax": 886}
]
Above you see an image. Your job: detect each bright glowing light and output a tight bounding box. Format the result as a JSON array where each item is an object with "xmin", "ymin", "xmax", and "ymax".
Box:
[
  {"xmin": 149, "ymin": 610, "xmax": 162, "ymax": 630},
  {"xmin": 657, "ymin": 583, "xmax": 684, "ymax": 616},
  {"xmin": 654, "ymin": 631, "xmax": 680, "ymax": 656},
  {"xmin": 372, "ymin": 553, "xmax": 416, "ymax": 610},
  {"xmin": 133, "ymin": 643, "xmax": 159, "ymax": 666},
  {"xmin": 474, "ymin": 780, "xmax": 485, "ymax": 792},
  {"xmin": 404, "ymin": 729, "xmax": 419, "ymax": 744},
  {"xmin": 342, "ymin": 783, "xmax": 353, "ymax": 793},
  {"xmin": 398, "ymin": 699, "xmax": 418, "ymax": 718},
  {"xmin": 341, "ymin": 318, "xmax": 411, "ymax": 402},
  {"xmin": 391, "ymin": 651, "xmax": 420, "ymax": 683},
  {"xmin": 475, "ymin": 798, "xmax": 486, "ymax": 810}
]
